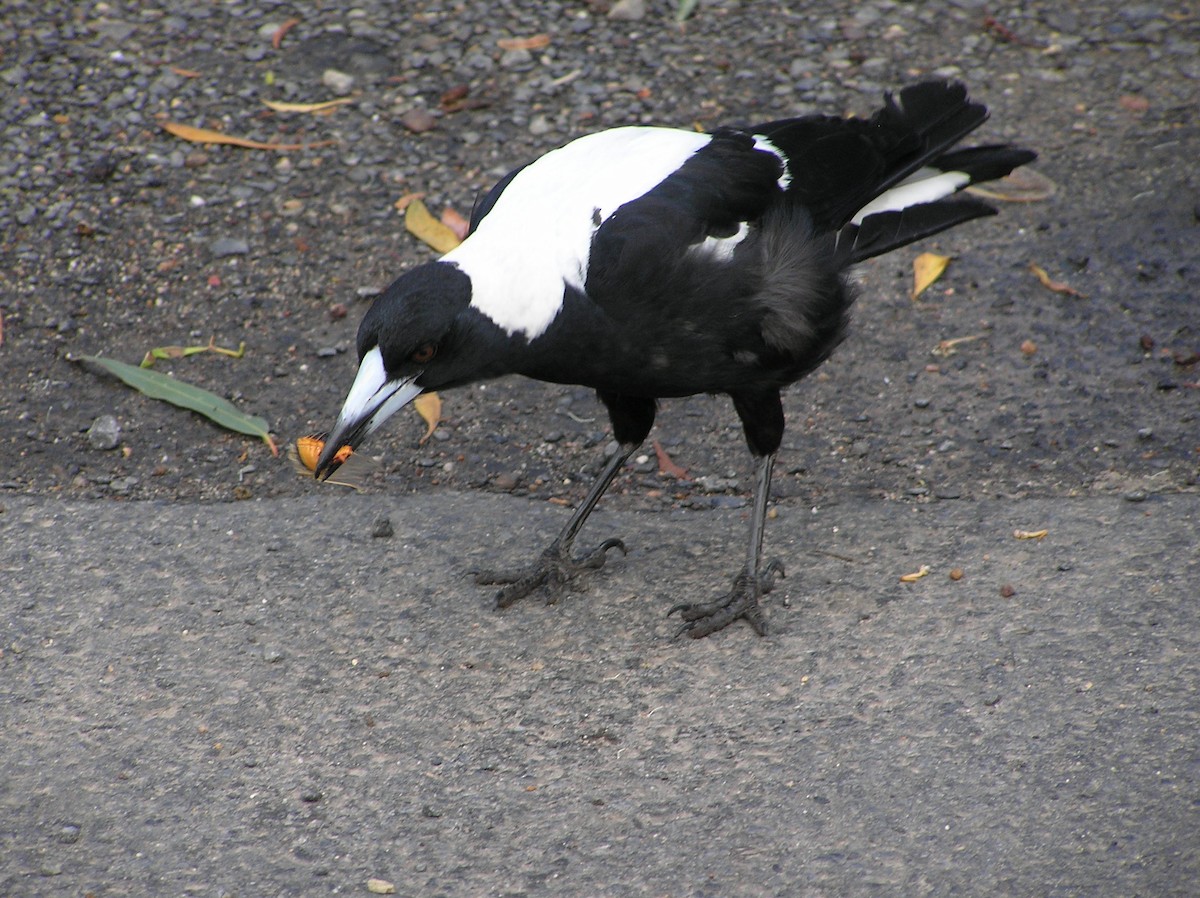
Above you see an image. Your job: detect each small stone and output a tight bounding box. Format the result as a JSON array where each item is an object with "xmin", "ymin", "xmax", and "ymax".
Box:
[
  {"xmin": 949, "ymin": 568, "xmax": 964, "ymax": 581},
  {"xmin": 608, "ymin": 0, "xmax": 647, "ymax": 20},
  {"xmin": 1123, "ymin": 489, "xmax": 1148, "ymax": 503},
  {"xmin": 58, "ymin": 824, "xmax": 82, "ymax": 844},
  {"xmin": 262, "ymin": 645, "xmax": 284, "ymax": 663},
  {"xmin": 321, "ymin": 68, "xmax": 355, "ymax": 95},
  {"xmin": 209, "ymin": 237, "xmax": 249, "ymax": 258},
  {"xmin": 372, "ymin": 516, "xmax": 394, "ymax": 538},
  {"xmin": 86, "ymin": 415, "xmax": 121, "ymax": 450},
  {"xmin": 499, "ymin": 48, "xmax": 534, "ymax": 70},
  {"xmin": 710, "ymin": 495, "xmax": 747, "ymax": 509},
  {"xmin": 528, "ymin": 114, "xmax": 552, "ymax": 136},
  {"xmin": 999, "ymin": 584, "xmax": 1016, "ymax": 598},
  {"xmin": 491, "ymin": 472, "xmax": 519, "ymax": 491},
  {"xmin": 400, "ymin": 108, "xmax": 437, "ymax": 132}
]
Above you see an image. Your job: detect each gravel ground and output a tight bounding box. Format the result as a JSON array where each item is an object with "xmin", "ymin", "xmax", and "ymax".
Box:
[{"xmin": 2, "ymin": 0, "xmax": 1197, "ymax": 508}]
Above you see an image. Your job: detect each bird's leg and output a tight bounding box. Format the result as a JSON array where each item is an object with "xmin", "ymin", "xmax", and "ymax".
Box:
[
  {"xmin": 670, "ymin": 452, "xmax": 785, "ymax": 638},
  {"xmin": 474, "ymin": 443, "xmax": 637, "ymax": 606}
]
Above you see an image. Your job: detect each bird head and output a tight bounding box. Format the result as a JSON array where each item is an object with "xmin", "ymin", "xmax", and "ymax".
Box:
[{"xmin": 315, "ymin": 262, "xmax": 484, "ymax": 480}]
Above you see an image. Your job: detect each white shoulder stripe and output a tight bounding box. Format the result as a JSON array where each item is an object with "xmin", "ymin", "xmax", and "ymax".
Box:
[{"xmin": 444, "ymin": 127, "xmax": 711, "ymax": 339}]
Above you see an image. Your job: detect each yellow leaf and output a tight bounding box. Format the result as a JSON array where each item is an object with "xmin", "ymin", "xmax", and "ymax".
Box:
[
  {"xmin": 899, "ymin": 564, "xmax": 931, "ymax": 583},
  {"xmin": 413, "ymin": 392, "xmax": 442, "ymax": 445},
  {"xmin": 1013, "ymin": 528, "xmax": 1049, "ymax": 540},
  {"xmin": 1029, "ymin": 262, "xmax": 1087, "ymax": 298},
  {"xmin": 262, "ymin": 98, "xmax": 354, "ymax": 113},
  {"xmin": 911, "ymin": 252, "xmax": 951, "ymax": 300},
  {"xmin": 497, "ymin": 33, "xmax": 552, "ymax": 51},
  {"xmin": 366, "ymin": 879, "xmax": 396, "ymax": 895},
  {"xmin": 404, "ymin": 199, "xmax": 462, "ymax": 254},
  {"xmin": 160, "ymin": 121, "xmax": 333, "ymax": 151}
]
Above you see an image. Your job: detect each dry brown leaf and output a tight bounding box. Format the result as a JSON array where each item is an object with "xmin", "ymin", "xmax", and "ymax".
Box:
[
  {"xmin": 966, "ymin": 167, "xmax": 1057, "ymax": 203},
  {"xmin": 912, "ymin": 252, "xmax": 951, "ymax": 300},
  {"xmin": 414, "ymin": 392, "xmax": 442, "ymax": 445},
  {"xmin": 652, "ymin": 440, "xmax": 689, "ymax": 479},
  {"xmin": 439, "ymin": 84, "xmax": 470, "ymax": 108},
  {"xmin": 1029, "ymin": 262, "xmax": 1087, "ymax": 298},
  {"xmin": 262, "ymin": 98, "xmax": 354, "ymax": 114},
  {"xmin": 1119, "ymin": 94, "xmax": 1150, "ymax": 114},
  {"xmin": 900, "ymin": 565, "xmax": 931, "ymax": 583},
  {"xmin": 1013, "ymin": 528, "xmax": 1049, "ymax": 540},
  {"xmin": 272, "ymin": 17, "xmax": 301, "ymax": 50},
  {"xmin": 393, "ymin": 192, "xmax": 426, "ymax": 212},
  {"xmin": 161, "ymin": 121, "xmax": 332, "ymax": 151},
  {"xmin": 405, "ymin": 199, "xmax": 462, "ymax": 254},
  {"xmin": 497, "ymin": 33, "xmax": 551, "ymax": 51},
  {"xmin": 440, "ymin": 206, "xmax": 470, "ymax": 241}
]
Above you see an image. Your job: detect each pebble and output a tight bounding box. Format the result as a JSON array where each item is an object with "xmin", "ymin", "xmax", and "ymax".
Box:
[
  {"xmin": 321, "ymin": 68, "xmax": 356, "ymax": 95},
  {"xmin": 400, "ymin": 107, "xmax": 437, "ymax": 133},
  {"xmin": 372, "ymin": 516, "xmax": 394, "ymax": 538},
  {"xmin": 608, "ymin": 0, "xmax": 647, "ymax": 21},
  {"xmin": 491, "ymin": 472, "xmax": 520, "ymax": 491},
  {"xmin": 209, "ymin": 237, "xmax": 249, "ymax": 258},
  {"xmin": 86, "ymin": 414, "xmax": 121, "ymax": 450}
]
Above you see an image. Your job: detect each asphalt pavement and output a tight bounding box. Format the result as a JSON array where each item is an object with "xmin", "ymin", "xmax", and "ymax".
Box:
[{"xmin": 3, "ymin": 489, "xmax": 1198, "ymax": 895}]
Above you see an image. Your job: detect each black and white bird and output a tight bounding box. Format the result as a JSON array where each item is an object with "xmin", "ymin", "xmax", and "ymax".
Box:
[{"xmin": 316, "ymin": 80, "xmax": 1035, "ymax": 638}]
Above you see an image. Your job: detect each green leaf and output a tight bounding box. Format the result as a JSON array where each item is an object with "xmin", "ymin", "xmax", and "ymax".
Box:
[
  {"xmin": 676, "ymin": 0, "xmax": 699, "ymax": 22},
  {"xmin": 79, "ymin": 355, "xmax": 278, "ymax": 455}
]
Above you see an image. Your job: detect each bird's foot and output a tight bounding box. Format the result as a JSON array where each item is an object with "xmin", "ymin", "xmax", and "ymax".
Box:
[
  {"xmin": 669, "ymin": 559, "xmax": 785, "ymax": 638},
  {"xmin": 474, "ymin": 537, "xmax": 627, "ymax": 607}
]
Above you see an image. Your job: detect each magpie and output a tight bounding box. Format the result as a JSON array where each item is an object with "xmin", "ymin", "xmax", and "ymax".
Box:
[{"xmin": 315, "ymin": 80, "xmax": 1035, "ymax": 638}]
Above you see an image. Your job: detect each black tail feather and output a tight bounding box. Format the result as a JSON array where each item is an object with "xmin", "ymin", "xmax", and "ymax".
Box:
[
  {"xmin": 752, "ymin": 81, "xmax": 1035, "ymax": 243},
  {"xmin": 841, "ymin": 196, "xmax": 999, "ymax": 265}
]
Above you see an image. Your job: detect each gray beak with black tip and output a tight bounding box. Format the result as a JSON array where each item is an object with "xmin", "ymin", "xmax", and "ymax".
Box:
[{"xmin": 314, "ymin": 346, "xmax": 423, "ymax": 480}]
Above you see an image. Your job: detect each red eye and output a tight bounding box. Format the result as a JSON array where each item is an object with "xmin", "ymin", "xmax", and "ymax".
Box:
[{"xmin": 411, "ymin": 343, "xmax": 437, "ymax": 364}]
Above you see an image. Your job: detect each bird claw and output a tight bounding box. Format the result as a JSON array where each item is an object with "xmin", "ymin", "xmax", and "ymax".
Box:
[
  {"xmin": 668, "ymin": 558, "xmax": 785, "ymax": 638},
  {"xmin": 474, "ymin": 537, "xmax": 627, "ymax": 608}
]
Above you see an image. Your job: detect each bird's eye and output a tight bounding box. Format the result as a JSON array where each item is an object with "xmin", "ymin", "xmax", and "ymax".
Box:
[{"xmin": 410, "ymin": 343, "xmax": 437, "ymax": 364}]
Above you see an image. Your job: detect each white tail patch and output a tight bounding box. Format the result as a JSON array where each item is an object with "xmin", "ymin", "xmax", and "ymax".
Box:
[{"xmin": 850, "ymin": 169, "xmax": 971, "ymax": 225}]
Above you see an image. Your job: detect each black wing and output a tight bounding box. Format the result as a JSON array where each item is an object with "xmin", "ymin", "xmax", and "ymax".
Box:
[{"xmin": 583, "ymin": 130, "xmax": 784, "ymax": 303}]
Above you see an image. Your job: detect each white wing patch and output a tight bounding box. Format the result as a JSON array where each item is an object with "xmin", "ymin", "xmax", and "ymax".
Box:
[
  {"xmin": 443, "ymin": 127, "xmax": 711, "ymax": 340},
  {"xmin": 850, "ymin": 168, "xmax": 971, "ymax": 225}
]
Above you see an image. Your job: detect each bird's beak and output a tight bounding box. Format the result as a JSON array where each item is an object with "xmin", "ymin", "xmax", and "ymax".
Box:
[{"xmin": 315, "ymin": 346, "xmax": 423, "ymax": 480}]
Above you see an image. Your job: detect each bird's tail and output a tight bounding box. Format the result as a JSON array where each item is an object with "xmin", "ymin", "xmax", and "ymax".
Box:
[{"xmin": 753, "ymin": 81, "xmax": 1037, "ymax": 265}]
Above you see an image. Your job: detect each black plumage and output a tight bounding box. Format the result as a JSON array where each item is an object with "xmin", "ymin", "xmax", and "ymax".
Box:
[{"xmin": 316, "ymin": 80, "xmax": 1036, "ymax": 637}]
